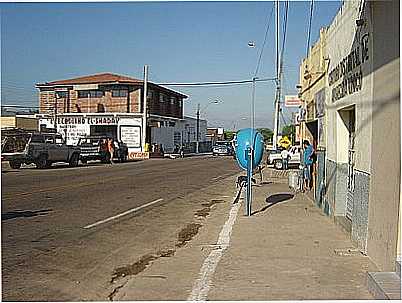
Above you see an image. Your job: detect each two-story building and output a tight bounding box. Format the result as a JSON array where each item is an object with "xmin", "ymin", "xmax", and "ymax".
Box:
[{"xmin": 35, "ymin": 72, "xmax": 200, "ymax": 158}]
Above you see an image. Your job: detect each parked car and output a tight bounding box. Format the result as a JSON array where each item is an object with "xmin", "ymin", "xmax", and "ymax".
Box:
[
  {"xmin": 267, "ymin": 145, "xmax": 301, "ymax": 170},
  {"xmin": 77, "ymin": 136, "xmax": 128, "ymax": 163},
  {"xmin": 213, "ymin": 141, "xmax": 234, "ymax": 156},
  {"xmin": 1, "ymin": 130, "xmax": 81, "ymax": 169}
]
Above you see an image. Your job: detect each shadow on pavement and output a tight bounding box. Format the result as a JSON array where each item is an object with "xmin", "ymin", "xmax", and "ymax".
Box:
[
  {"xmin": 2, "ymin": 209, "xmax": 53, "ymax": 221},
  {"xmin": 251, "ymin": 193, "xmax": 294, "ymax": 215}
]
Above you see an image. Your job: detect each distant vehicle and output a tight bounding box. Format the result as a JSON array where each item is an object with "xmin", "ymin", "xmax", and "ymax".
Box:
[
  {"xmin": 267, "ymin": 145, "xmax": 301, "ymax": 170},
  {"xmin": 213, "ymin": 141, "xmax": 234, "ymax": 156},
  {"xmin": 1, "ymin": 130, "xmax": 80, "ymax": 169},
  {"xmin": 77, "ymin": 136, "xmax": 128, "ymax": 163}
]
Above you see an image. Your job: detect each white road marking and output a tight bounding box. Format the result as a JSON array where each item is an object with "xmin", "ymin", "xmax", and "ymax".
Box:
[
  {"xmin": 83, "ymin": 198, "xmax": 164, "ymax": 229},
  {"xmin": 188, "ymin": 194, "xmax": 241, "ymax": 301}
]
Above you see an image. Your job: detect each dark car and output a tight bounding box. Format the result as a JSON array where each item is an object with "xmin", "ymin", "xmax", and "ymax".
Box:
[
  {"xmin": 78, "ymin": 136, "xmax": 128, "ymax": 164},
  {"xmin": 212, "ymin": 141, "xmax": 234, "ymax": 156}
]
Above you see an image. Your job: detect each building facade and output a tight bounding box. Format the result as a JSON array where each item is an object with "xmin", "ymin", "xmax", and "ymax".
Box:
[
  {"xmin": 37, "ymin": 73, "xmax": 185, "ymax": 119},
  {"xmin": 298, "ymin": 27, "xmax": 329, "ymax": 211},
  {"xmin": 35, "ymin": 73, "xmax": 199, "ymax": 158},
  {"xmin": 299, "ymin": 0, "xmax": 400, "ymax": 277}
]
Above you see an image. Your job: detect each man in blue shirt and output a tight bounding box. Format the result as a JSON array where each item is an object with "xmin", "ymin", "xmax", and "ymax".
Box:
[{"xmin": 303, "ymin": 140, "xmax": 314, "ymax": 191}]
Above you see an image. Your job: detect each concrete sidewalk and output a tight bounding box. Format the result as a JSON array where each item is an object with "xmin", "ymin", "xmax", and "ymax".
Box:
[{"xmin": 115, "ymin": 168, "xmax": 378, "ymax": 301}]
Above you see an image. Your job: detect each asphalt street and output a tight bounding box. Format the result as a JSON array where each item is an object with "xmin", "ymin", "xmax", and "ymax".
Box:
[{"xmin": 1, "ymin": 156, "xmax": 240, "ymax": 301}]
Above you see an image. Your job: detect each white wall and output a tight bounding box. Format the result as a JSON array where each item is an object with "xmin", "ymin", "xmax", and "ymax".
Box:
[
  {"xmin": 150, "ymin": 116, "xmax": 207, "ymax": 153},
  {"xmin": 326, "ymin": 0, "xmax": 373, "ymax": 173}
]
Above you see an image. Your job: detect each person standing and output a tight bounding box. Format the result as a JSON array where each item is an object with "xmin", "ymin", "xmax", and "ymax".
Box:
[
  {"xmin": 303, "ymin": 140, "xmax": 314, "ymax": 191},
  {"xmin": 107, "ymin": 138, "xmax": 114, "ymax": 164},
  {"xmin": 281, "ymin": 147, "xmax": 290, "ymax": 170}
]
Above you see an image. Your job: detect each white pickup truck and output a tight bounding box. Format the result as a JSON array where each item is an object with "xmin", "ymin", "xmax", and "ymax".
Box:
[
  {"xmin": 2, "ymin": 130, "xmax": 81, "ymax": 169},
  {"xmin": 267, "ymin": 145, "xmax": 301, "ymax": 170}
]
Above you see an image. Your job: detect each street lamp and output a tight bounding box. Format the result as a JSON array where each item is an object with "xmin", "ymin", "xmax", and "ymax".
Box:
[{"xmin": 196, "ymin": 99, "xmax": 220, "ymax": 153}]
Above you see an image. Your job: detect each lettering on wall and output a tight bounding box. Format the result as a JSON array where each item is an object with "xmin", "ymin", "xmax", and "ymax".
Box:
[
  {"xmin": 52, "ymin": 116, "xmax": 120, "ymax": 125},
  {"xmin": 328, "ymin": 33, "xmax": 369, "ymax": 102}
]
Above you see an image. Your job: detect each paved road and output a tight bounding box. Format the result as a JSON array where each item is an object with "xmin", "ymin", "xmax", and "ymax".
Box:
[{"xmin": 1, "ymin": 156, "xmax": 240, "ymax": 301}]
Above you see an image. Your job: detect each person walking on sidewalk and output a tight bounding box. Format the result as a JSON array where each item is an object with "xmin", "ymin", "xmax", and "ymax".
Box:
[
  {"xmin": 107, "ymin": 138, "xmax": 115, "ymax": 164},
  {"xmin": 303, "ymin": 140, "xmax": 314, "ymax": 191},
  {"xmin": 281, "ymin": 147, "xmax": 290, "ymax": 170}
]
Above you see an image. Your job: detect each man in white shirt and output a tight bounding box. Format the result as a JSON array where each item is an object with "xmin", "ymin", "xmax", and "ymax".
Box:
[{"xmin": 281, "ymin": 148, "xmax": 290, "ymax": 170}]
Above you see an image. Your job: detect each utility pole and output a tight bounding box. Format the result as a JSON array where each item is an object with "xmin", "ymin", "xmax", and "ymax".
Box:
[
  {"xmin": 142, "ymin": 65, "xmax": 149, "ymax": 152},
  {"xmin": 273, "ymin": 0, "xmax": 281, "ymax": 150},
  {"xmin": 196, "ymin": 103, "xmax": 200, "ymax": 154}
]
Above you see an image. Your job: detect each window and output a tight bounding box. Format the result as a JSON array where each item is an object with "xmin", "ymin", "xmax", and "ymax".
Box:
[
  {"xmin": 44, "ymin": 135, "xmax": 55, "ymax": 144},
  {"xmin": 147, "ymin": 90, "xmax": 154, "ymax": 99},
  {"xmin": 170, "ymin": 96, "xmax": 176, "ymax": 105},
  {"xmin": 78, "ymin": 90, "xmax": 104, "ymax": 98},
  {"xmin": 90, "ymin": 90, "xmax": 103, "ymax": 98},
  {"xmin": 159, "ymin": 93, "xmax": 165, "ymax": 103},
  {"xmin": 169, "ymin": 121, "xmax": 176, "ymax": 127},
  {"xmin": 56, "ymin": 91, "xmax": 67, "ymax": 98},
  {"xmin": 111, "ymin": 89, "xmax": 128, "ymax": 97},
  {"xmin": 174, "ymin": 132, "xmax": 181, "ymax": 146},
  {"xmin": 30, "ymin": 134, "xmax": 45, "ymax": 143}
]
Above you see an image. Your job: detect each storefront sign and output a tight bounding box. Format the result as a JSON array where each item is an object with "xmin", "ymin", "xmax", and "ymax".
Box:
[
  {"xmin": 57, "ymin": 124, "xmax": 90, "ymax": 145},
  {"xmin": 54, "ymin": 116, "xmax": 120, "ymax": 125},
  {"xmin": 328, "ymin": 33, "xmax": 369, "ymax": 102},
  {"xmin": 128, "ymin": 152, "xmax": 149, "ymax": 160},
  {"xmin": 285, "ymin": 95, "xmax": 302, "ymax": 107},
  {"xmin": 120, "ymin": 125, "xmax": 141, "ymax": 147}
]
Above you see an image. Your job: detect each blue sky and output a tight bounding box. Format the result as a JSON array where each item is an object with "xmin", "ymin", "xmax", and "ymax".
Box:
[{"xmin": 1, "ymin": 1, "xmax": 342, "ymax": 129}]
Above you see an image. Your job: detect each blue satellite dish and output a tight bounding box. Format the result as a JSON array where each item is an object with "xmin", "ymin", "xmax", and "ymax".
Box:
[{"xmin": 235, "ymin": 128, "xmax": 264, "ymax": 170}]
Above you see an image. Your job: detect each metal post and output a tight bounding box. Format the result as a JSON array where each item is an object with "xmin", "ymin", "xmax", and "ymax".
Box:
[
  {"xmin": 246, "ymin": 146, "xmax": 253, "ymax": 216},
  {"xmin": 196, "ymin": 103, "xmax": 200, "ymax": 153},
  {"xmin": 273, "ymin": 0, "xmax": 281, "ymax": 150},
  {"xmin": 142, "ymin": 65, "xmax": 149, "ymax": 152},
  {"xmin": 54, "ymin": 92, "xmax": 58, "ymax": 130}
]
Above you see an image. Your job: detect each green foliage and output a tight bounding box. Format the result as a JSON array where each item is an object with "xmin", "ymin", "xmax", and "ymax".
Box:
[
  {"xmin": 281, "ymin": 124, "xmax": 296, "ymax": 144},
  {"xmin": 224, "ymin": 131, "xmax": 235, "ymax": 140},
  {"xmin": 282, "ymin": 124, "xmax": 295, "ymax": 137},
  {"xmin": 257, "ymin": 128, "xmax": 273, "ymax": 142}
]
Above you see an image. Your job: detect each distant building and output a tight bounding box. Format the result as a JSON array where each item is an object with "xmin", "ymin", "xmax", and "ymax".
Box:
[
  {"xmin": 35, "ymin": 73, "xmax": 211, "ymax": 157},
  {"xmin": 207, "ymin": 127, "xmax": 225, "ymax": 143},
  {"xmin": 36, "ymin": 72, "xmax": 186, "ymax": 118}
]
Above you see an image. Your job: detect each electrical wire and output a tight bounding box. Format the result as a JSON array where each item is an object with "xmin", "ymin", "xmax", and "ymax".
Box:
[
  {"xmin": 253, "ymin": 5, "xmax": 275, "ymax": 77},
  {"xmin": 158, "ymin": 77, "xmax": 276, "ymax": 87}
]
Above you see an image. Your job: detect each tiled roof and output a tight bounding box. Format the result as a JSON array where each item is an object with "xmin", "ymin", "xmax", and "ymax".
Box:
[
  {"xmin": 43, "ymin": 73, "xmax": 142, "ymax": 85},
  {"xmin": 36, "ymin": 73, "xmax": 188, "ymax": 98}
]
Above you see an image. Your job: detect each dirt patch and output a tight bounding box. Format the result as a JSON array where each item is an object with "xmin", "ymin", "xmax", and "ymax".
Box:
[
  {"xmin": 157, "ymin": 248, "xmax": 176, "ymax": 258},
  {"xmin": 108, "ymin": 282, "xmax": 127, "ymax": 301},
  {"xmin": 111, "ymin": 254, "xmax": 157, "ymax": 283},
  {"xmin": 176, "ymin": 223, "xmax": 202, "ymax": 248},
  {"xmin": 195, "ymin": 207, "xmax": 211, "ymax": 217},
  {"xmin": 196, "ymin": 199, "xmax": 224, "ymax": 218}
]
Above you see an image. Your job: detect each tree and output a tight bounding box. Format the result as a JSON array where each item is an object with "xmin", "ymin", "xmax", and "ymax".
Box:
[
  {"xmin": 281, "ymin": 124, "xmax": 296, "ymax": 143},
  {"xmin": 257, "ymin": 128, "xmax": 273, "ymax": 143},
  {"xmin": 224, "ymin": 131, "xmax": 235, "ymax": 140}
]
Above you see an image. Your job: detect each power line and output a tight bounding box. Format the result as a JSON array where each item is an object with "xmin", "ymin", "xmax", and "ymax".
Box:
[
  {"xmin": 306, "ymin": 0, "xmax": 314, "ymax": 57},
  {"xmin": 158, "ymin": 77, "xmax": 277, "ymax": 87},
  {"xmin": 254, "ymin": 5, "xmax": 275, "ymax": 77}
]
